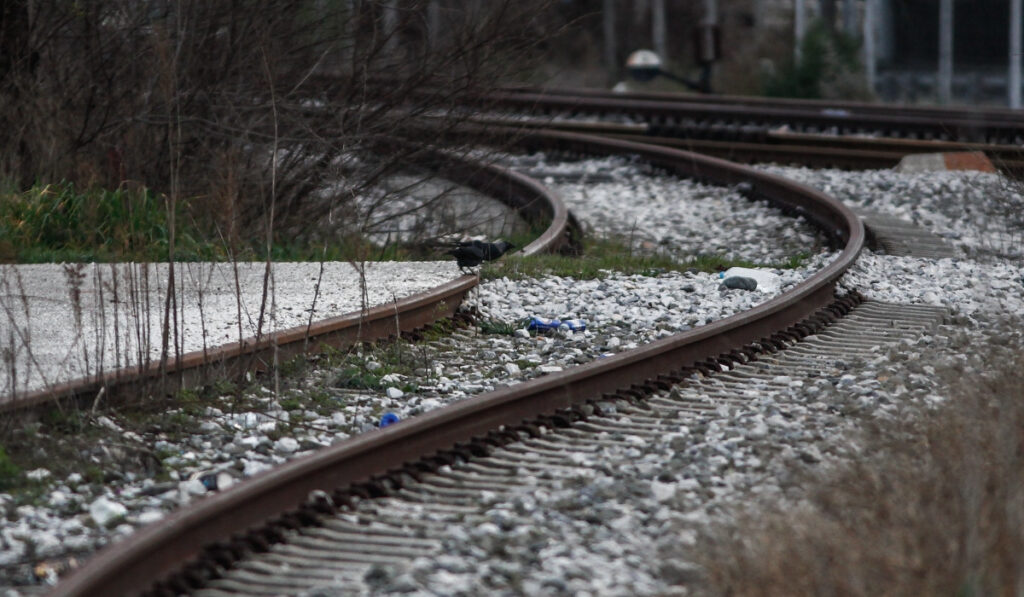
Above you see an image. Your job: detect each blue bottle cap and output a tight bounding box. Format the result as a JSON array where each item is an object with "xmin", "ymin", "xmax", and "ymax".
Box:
[{"xmin": 379, "ymin": 412, "xmax": 400, "ymax": 428}]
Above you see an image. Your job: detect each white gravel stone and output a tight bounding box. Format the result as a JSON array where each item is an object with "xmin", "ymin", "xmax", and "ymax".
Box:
[
  {"xmin": 88, "ymin": 497, "xmax": 127, "ymax": 528},
  {"xmin": 8, "ymin": 157, "xmax": 1024, "ymax": 595},
  {"xmin": 273, "ymin": 437, "xmax": 300, "ymax": 454},
  {"xmin": 1, "ymin": 261, "xmax": 463, "ymax": 398}
]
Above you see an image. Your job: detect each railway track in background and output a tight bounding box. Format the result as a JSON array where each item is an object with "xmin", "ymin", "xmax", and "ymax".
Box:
[
  {"xmin": 50, "ymin": 130, "xmax": 869, "ymax": 596},
  {"xmin": 474, "ymin": 88, "xmax": 1024, "ymax": 174}
]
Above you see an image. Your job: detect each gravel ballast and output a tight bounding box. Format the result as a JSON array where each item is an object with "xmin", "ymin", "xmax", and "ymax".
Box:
[
  {"xmin": 0, "ymin": 261, "xmax": 464, "ymax": 400},
  {"xmin": 3, "ymin": 159, "xmax": 1023, "ymax": 594}
]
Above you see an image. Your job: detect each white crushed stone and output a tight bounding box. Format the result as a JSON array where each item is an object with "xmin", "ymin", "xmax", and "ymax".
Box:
[
  {"xmin": 508, "ymin": 153, "xmax": 824, "ymax": 262},
  {"xmin": 0, "ymin": 261, "xmax": 462, "ymax": 399},
  {"xmin": 5, "ymin": 160, "xmax": 1023, "ymax": 595}
]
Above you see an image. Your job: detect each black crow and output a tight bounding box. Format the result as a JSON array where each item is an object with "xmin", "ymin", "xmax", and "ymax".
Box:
[
  {"xmin": 447, "ymin": 239, "xmax": 514, "ymax": 273},
  {"xmin": 449, "ymin": 244, "xmax": 485, "ymax": 272},
  {"xmin": 458, "ymin": 239, "xmax": 514, "ymax": 260}
]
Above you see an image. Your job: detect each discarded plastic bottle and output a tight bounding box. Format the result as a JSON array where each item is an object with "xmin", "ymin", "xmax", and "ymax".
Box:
[
  {"xmin": 196, "ymin": 471, "xmax": 234, "ymax": 492},
  {"xmin": 560, "ymin": 319, "xmax": 587, "ymax": 331},
  {"xmin": 379, "ymin": 412, "xmax": 400, "ymax": 428},
  {"xmin": 527, "ymin": 317, "xmax": 561, "ymax": 331},
  {"xmin": 527, "ymin": 317, "xmax": 587, "ymax": 332}
]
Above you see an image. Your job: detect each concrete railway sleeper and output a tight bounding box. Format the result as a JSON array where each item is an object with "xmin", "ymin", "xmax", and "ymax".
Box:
[
  {"xmin": 177, "ymin": 297, "xmax": 947, "ymax": 596},
  {"xmin": 50, "ymin": 132, "xmax": 866, "ymax": 596}
]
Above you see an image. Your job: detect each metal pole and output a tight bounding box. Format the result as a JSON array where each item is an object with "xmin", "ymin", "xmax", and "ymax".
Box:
[
  {"xmin": 1011, "ymin": 0, "xmax": 1022, "ymax": 108},
  {"xmin": 795, "ymin": 0, "xmax": 806, "ymax": 64},
  {"xmin": 703, "ymin": 0, "xmax": 718, "ymax": 24},
  {"xmin": 864, "ymin": 0, "xmax": 876, "ymax": 93},
  {"xmin": 652, "ymin": 0, "xmax": 667, "ymax": 61},
  {"xmin": 938, "ymin": 0, "xmax": 953, "ymax": 104},
  {"xmin": 604, "ymin": 0, "xmax": 617, "ymax": 82}
]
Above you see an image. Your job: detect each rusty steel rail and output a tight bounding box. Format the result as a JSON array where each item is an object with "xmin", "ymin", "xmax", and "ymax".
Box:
[
  {"xmin": 501, "ymin": 84, "xmax": 1024, "ymax": 133},
  {"xmin": 484, "ymin": 90, "xmax": 1024, "ymax": 146},
  {"xmin": 1, "ymin": 155, "xmax": 576, "ymax": 414},
  {"xmin": 470, "ymin": 93, "xmax": 1024, "ymax": 173},
  {"xmin": 51, "ymin": 131, "xmax": 863, "ymax": 597}
]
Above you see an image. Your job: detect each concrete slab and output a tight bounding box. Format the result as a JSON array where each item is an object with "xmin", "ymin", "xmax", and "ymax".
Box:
[
  {"xmin": 0, "ymin": 261, "xmax": 462, "ymax": 401},
  {"xmin": 895, "ymin": 151, "xmax": 996, "ymax": 173}
]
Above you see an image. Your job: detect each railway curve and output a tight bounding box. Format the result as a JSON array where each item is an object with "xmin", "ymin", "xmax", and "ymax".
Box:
[{"xmin": 49, "ymin": 131, "xmax": 864, "ymax": 596}]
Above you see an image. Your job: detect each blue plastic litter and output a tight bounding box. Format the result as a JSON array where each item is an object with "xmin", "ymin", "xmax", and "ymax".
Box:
[
  {"xmin": 379, "ymin": 412, "xmax": 400, "ymax": 428},
  {"xmin": 527, "ymin": 317, "xmax": 586, "ymax": 332}
]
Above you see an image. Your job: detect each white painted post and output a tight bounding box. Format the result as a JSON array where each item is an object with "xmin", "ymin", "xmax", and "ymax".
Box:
[
  {"xmin": 795, "ymin": 0, "xmax": 806, "ymax": 64},
  {"xmin": 864, "ymin": 0, "xmax": 876, "ymax": 92},
  {"xmin": 938, "ymin": 0, "xmax": 953, "ymax": 104},
  {"xmin": 652, "ymin": 0, "xmax": 667, "ymax": 61},
  {"xmin": 1011, "ymin": 0, "xmax": 1022, "ymax": 108},
  {"xmin": 704, "ymin": 0, "xmax": 718, "ymax": 25}
]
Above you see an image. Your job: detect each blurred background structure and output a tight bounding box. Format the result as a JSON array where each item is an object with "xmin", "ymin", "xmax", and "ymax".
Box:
[{"xmin": 543, "ymin": 0, "xmax": 1024, "ymax": 107}]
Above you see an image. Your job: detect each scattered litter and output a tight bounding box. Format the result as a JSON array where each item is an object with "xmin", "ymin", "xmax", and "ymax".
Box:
[
  {"xmin": 527, "ymin": 317, "xmax": 587, "ymax": 332},
  {"xmin": 718, "ymin": 267, "xmax": 780, "ymax": 293},
  {"xmin": 195, "ymin": 471, "xmax": 235, "ymax": 492},
  {"xmin": 720, "ymin": 276, "xmax": 758, "ymax": 291},
  {"xmin": 379, "ymin": 413, "xmax": 400, "ymax": 428}
]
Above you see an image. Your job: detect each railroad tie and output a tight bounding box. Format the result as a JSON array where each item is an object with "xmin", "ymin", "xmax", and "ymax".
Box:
[
  {"xmin": 856, "ymin": 209, "xmax": 958, "ymax": 259},
  {"xmin": 194, "ymin": 299, "xmax": 946, "ymax": 597}
]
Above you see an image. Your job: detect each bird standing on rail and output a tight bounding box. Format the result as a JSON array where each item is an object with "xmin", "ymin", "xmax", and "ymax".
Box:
[{"xmin": 447, "ymin": 239, "xmax": 514, "ymax": 273}]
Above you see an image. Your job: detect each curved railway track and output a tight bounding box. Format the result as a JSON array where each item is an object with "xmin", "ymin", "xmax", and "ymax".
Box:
[
  {"xmin": 50, "ymin": 130, "xmax": 867, "ymax": 596},
  {"xmin": 0, "ymin": 153, "xmax": 578, "ymax": 415}
]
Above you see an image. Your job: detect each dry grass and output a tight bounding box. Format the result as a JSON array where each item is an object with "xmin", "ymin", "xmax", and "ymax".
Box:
[{"xmin": 694, "ymin": 344, "xmax": 1024, "ymax": 597}]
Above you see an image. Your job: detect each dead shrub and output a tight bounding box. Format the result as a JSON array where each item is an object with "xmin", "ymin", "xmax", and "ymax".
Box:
[
  {"xmin": 694, "ymin": 342, "xmax": 1024, "ymax": 596},
  {"xmin": 0, "ymin": 0, "xmax": 552, "ymax": 250}
]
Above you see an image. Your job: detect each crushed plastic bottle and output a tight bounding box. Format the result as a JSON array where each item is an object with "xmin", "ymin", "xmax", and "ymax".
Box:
[
  {"xmin": 379, "ymin": 412, "xmax": 400, "ymax": 428},
  {"xmin": 527, "ymin": 317, "xmax": 586, "ymax": 332},
  {"xmin": 195, "ymin": 471, "xmax": 234, "ymax": 492},
  {"xmin": 718, "ymin": 267, "xmax": 780, "ymax": 293}
]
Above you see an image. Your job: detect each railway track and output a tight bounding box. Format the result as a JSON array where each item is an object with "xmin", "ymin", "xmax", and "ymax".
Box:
[
  {"xmin": 33, "ymin": 85, "xmax": 1006, "ymax": 593},
  {"xmin": 50, "ymin": 131, "xmax": 867, "ymax": 596},
  {"xmin": 474, "ymin": 88, "xmax": 1024, "ymax": 174},
  {"xmin": 0, "ymin": 153, "xmax": 578, "ymax": 414},
  {"xmin": 188, "ymin": 297, "xmax": 949, "ymax": 597}
]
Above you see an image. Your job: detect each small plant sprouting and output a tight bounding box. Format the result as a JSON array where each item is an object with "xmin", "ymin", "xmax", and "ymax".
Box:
[{"xmin": 478, "ymin": 319, "xmax": 520, "ymax": 336}]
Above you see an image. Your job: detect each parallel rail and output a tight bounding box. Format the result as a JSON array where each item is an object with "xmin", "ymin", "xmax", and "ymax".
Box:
[
  {"xmin": 492, "ymin": 87, "xmax": 1024, "ymax": 143},
  {"xmin": 51, "ymin": 131, "xmax": 864, "ymax": 597},
  {"xmin": 502, "ymin": 84, "xmax": 1024, "ymax": 127},
  {"xmin": 1, "ymin": 154, "xmax": 577, "ymax": 414},
  {"xmin": 479, "ymin": 89, "xmax": 1024, "ymax": 173}
]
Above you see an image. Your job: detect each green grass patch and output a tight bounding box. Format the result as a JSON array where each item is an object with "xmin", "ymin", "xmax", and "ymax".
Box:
[
  {"xmin": 481, "ymin": 236, "xmax": 810, "ymax": 281},
  {"xmin": 478, "ymin": 319, "xmax": 521, "ymax": 335},
  {"xmin": 0, "ymin": 180, "xmax": 516, "ymax": 264},
  {"xmin": 0, "ymin": 445, "xmax": 22, "ymax": 491},
  {"xmin": 0, "ymin": 182, "xmax": 218, "ymax": 263}
]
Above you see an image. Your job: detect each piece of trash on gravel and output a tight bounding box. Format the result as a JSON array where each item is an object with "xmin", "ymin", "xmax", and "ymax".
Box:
[
  {"xmin": 720, "ymin": 276, "xmax": 758, "ymax": 291},
  {"xmin": 718, "ymin": 267, "xmax": 780, "ymax": 293},
  {"xmin": 527, "ymin": 317, "xmax": 586, "ymax": 332}
]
